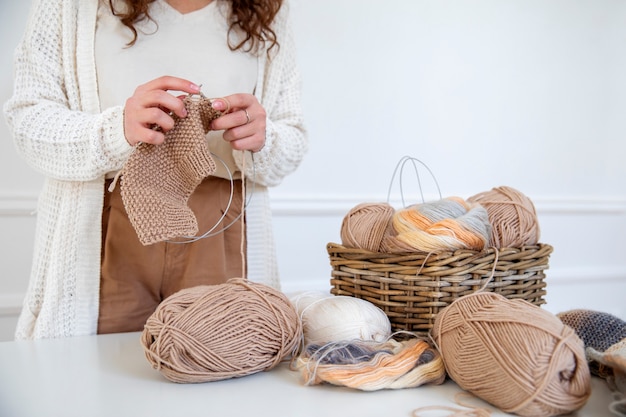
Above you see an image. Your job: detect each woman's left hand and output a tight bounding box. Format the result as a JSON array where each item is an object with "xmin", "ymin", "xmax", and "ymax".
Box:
[{"xmin": 210, "ymin": 93, "xmax": 266, "ymax": 153}]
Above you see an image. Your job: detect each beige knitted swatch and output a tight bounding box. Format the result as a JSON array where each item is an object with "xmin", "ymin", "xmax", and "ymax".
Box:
[{"xmin": 120, "ymin": 96, "xmax": 221, "ymax": 245}]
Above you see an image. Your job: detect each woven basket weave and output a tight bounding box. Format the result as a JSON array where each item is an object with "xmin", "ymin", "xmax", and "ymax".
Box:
[{"xmin": 328, "ymin": 242, "xmax": 553, "ymax": 335}]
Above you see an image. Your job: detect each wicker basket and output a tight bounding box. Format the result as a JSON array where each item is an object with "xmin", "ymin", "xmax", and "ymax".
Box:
[{"xmin": 328, "ymin": 242, "xmax": 553, "ymax": 335}]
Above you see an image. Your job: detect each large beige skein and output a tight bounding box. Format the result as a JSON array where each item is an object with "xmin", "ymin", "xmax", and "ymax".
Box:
[
  {"xmin": 141, "ymin": 278, "xmax": 302, "ymax": 383},
  {"xmin": 431, "ymin": 292, "xmax": 591, "ymax": 417}
]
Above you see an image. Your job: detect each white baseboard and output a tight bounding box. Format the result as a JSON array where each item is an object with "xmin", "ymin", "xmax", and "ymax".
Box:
[
  {"xmin": 0, "ymin": 294, "xmax": 23, "ymax": 317},
  {"xmin": 0, "ymin": 194, "xmax": 37, "ymax": 216},
  {"xmin": 2, "ymin": 192, "xmax": 625, "ymax": 216},
  {"xmin": 270, "ymin": 194, "xmax": 626, "ymax": 216}
]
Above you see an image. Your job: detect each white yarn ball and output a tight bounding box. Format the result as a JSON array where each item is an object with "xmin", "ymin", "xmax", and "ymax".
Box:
[
  {"xmin": 289, "ymin": 291, "xmax": 332, "ymax": 313},
  {"xmin": 290, "ymin": 292, "xmax": 392, "ymax": 346}
]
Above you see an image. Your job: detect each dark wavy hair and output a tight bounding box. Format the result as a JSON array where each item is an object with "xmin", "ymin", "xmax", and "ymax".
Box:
[{"xmin": 109, "ymin": 0, "xmax": 283, "ymax": 54}]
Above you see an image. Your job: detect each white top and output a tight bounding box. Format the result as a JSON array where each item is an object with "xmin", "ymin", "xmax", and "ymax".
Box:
[
  {"xmin": 96, "ymin": 0, "xmax": 257, "ymax": 179},
  {"xmin": 0, "ymin": 332, "xmax": 616, "ymax": 417}
]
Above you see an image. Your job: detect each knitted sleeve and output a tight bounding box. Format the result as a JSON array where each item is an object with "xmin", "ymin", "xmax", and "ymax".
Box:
[
  {"xmin": 2, "ymin": 0, "xmax": 133, "ymax": 182},
  {"xmin": 234, "ymin": 2, "xmax": 308, "ymax": 187}
]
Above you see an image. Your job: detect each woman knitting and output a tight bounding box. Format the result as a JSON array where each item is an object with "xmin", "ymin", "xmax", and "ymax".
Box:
[{"xmin": 3, "ymin": 0, "xmax": 307, "ymax": 339}]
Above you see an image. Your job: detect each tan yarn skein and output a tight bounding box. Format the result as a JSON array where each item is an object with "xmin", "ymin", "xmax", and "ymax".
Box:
[
  {"xmin": 468, "ymin": 186, "xmax": 540, "ymax": 248},
  {"xmin": 340, "ymin": 202, "xmax": 395, "ymax": 252},
  {"xmin": 431, "ymin": 292, "xmax": 591, "ymax": 417},
  {"xmin": 120, "ymin": 95, "xmax": 221, "ymax": 245},
  {"xmin": 141, "ymin": 278, "xmax": 302, "ymax": 383}
]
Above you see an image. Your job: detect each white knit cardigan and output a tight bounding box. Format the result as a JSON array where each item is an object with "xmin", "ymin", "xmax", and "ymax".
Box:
[{"xmin": 3, "ymin": 0, "xmax": 307, "ymax": 339}]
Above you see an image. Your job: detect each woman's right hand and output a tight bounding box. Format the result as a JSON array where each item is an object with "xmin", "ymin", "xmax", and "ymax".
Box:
[{"xmin": 123, "ymin": 76, "xmax": 201, "ymax": 146}]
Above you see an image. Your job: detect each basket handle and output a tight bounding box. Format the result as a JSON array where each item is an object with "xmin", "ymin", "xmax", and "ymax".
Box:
[{"xmin": 386, "ymin": 155, "xmax": 442, "ymax": 207}]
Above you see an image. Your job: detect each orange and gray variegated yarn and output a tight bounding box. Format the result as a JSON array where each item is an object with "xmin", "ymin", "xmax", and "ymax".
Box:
[
  {"xmin": 120, "ymin": 96, "xmax": 221, "ymax": 245},
  {"xmin": 294, "ymin": 337, "xmax": 445, "ymax": 391},
  {"xmin": 385, "ymin": 197, "xmax": 491, "ymax": 252}
]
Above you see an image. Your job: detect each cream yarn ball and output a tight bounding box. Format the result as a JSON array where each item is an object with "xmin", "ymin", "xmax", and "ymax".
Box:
[{"xmin": 290, "ymin": 291, "xmax": 392, "ymax": 346}]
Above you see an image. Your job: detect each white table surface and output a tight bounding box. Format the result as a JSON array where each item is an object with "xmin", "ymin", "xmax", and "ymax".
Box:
[{"xmin": 0, "ymin": 332, "xmax": 615, "ymax": 417}]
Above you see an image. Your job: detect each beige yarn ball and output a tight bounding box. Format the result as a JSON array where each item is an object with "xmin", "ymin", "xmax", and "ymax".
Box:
[
  {"xmin": 431, "ymin": 292, "xmax": 591, "ymax": 417},
  {"xmin": 468, "ymin": 186, "xmax": 540, "ymax": 248},
  {"xmin": 340, "ymin": 202, "xmax": 395, "ymax": 252},
  {"xmin": 141, "ymin": 278, "xmax": 302, "ymax": 383}
]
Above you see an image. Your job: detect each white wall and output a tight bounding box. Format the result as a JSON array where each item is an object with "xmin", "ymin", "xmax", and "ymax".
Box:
[{"xmin": 1, "ymin": 0, "xmax": 625, "ymax": 341}]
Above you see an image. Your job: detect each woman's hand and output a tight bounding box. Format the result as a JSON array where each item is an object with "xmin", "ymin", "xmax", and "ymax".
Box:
[
  {"xmin": 210, "ymin": 93, "xmax": 267, "ymax": 153},
  {"xmin": 123, "ymin": 76, "xmax": 201, "ymax": 146}
]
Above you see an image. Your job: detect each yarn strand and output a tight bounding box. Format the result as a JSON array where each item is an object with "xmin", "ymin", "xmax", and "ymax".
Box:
[
  {"xmin": 240, "ymin": 152, "xmax": 247, "ymax": 277},
  {"xmin": 413, "ymin": 392, "xmax": 494, "ymax": 417},
  {"xmin": 412, "ymin": 405, "xmax": 491, "ymax": 417}
]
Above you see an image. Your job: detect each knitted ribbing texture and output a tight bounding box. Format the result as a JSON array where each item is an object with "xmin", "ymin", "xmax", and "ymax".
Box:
[{"xmin": 121, "ymin": 96, "xmax": 221, "ymax": 245}]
